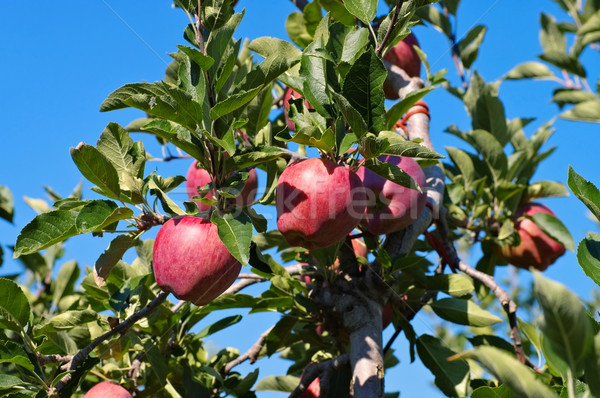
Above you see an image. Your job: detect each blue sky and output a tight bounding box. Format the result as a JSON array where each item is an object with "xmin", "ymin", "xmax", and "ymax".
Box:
[{"xmin": 1, "ymin": 1, "xmax": 599, "ymax": 397}]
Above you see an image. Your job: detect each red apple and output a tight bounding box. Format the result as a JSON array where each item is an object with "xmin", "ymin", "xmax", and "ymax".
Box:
[
  {"xmin": 383, "ymin": 33, "xmax": 421, "ymax": 100},
  {"xmin": 300, "ymin": 377, "xmax": 320, "ymax": 398},
  {"xmin": 283, "ymin": 87, "xmax": 313, "ymax": 132},
  {"xmin": 276, "ymin": 158, "xmax": 366, "ymax": 250},
  {"xmin": 382, "ymin": 301, "xmax": 394, "ymax": 329},
  {"xmin": 356, "ymin": 155, "xmax": 427, "ymax": 235},
  {"xmin": 84, "ymin": 381, "xmax": 132, "ymax": 398},
  {"xmin": 152, "ymin": 216, "xmax": 242, "ymax": 305},
  {"xmin": 495, "ymin": 202, "xmax": 566, "ymax": 271},
  {"xmin": 186, "ymin": 161, "xmax": 258, "ymax": 211}
]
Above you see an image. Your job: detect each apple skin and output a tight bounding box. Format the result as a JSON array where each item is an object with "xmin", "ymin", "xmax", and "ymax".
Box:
[
  {"xmin": 152, "ymin": 216, "xmax": 242, "ymax": 305},
  {"xmin": 300, "ymin": 377, "xmax": 320, "ymax": 398},
  {"xmin": 383, "ymin": 33, "xmax": 421, "ymax": 100},
  {"xmin": 84, "ymin": 381, "xmax": 132, "ymax": 398},
  {"xmin": 356, "ymin": 155, "xmax": 427, "ymax": 236},
  {"xmin": 283, "ymin": 88, "xmax": 313, "ymax": 132},
  {"xmin": 186, "ymin": 161, "xmax": 258, "ymax": 212},
  {"xmin": 276, "ymin": 158, "xmax": 367, "ymax": 250},
  {"xmin": 495, "ymin": 202, "xmax": 566, "ymax": 271}
]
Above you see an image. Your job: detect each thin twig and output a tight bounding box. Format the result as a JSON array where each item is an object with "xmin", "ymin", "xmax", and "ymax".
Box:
[
  {"xmin": 52, "ymin": 291, "xmax": 170, "ymax": 392},
  {"xmin": 223, "ymin": 326, "xmax": 274, "ymax": 373},
  {"xmin": 436, "ymin": 209, "xmax": 536, "ymax": 370},
  {"xmin": 36, "ymin": 354, "xmax": 73, "ymax": 366},
  {"xmin": 223, "ymin": 265, "xmax": 304, "ymax": 295}
]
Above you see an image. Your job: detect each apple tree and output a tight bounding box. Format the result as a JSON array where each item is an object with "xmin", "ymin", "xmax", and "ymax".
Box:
[{"xmin": 2, "ymin": 0, "xmax": 600, "ymax": 397}]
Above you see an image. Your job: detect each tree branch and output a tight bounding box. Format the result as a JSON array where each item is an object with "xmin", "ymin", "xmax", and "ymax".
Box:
[
  {"xmin": 436, "ymin": 209, "xmax": 536, "ymax": 369},
  {"xmin": 52, "ymin": 291, "xmax": 170, "ymax": 392},
  {"xmin": 375, "ymin": 0, "xmax": 404, "ymax": 57},
  {"xmin": 223, "ymin": 326, "xmax": 274, "ymax": 373},
  {"xmin": 222, "ymin": 265, "xmax": 304, "ymax": 295}
]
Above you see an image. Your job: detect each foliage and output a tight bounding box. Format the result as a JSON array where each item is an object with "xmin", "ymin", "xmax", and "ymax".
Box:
[{"xmin": 1, "ymin": 0, "xmax": 599, "ymax": 397}]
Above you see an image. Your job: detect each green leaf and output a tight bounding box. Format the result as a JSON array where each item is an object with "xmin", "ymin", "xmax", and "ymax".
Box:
[
  {"xmin": 529, "ymin": 212, "xmax": 574, "ymax": 251},
  {"xmin": 249, "ymin": 36, "xmax": 302, "ymax": 60},
  {"xmin": 472, "ymin": 96, "xmax": 509, "ymax": 146},
  {"xmin": 378, "ymin": 131, "xmax": 443, "ymax": 159},
  {"xmin": 255, "ymin": 375, "xmax": 300, "ymax": 392},
  {"xmin": 37, "ymin": 310, "xmax": 98, "ymax": 334},
  {"xmin": 340, "ymin": 27, "xmax": 370, "ymax": 67},
  {"xmin": 540, "ymin": 13, "xmax": 566, "ymax": 53},
  {"xmin": 523, "ymin": 180, "xmax": 569, "ymax": 202},
  {"xmin": 471, "ymin": 385, "xmax": 520, "ymax": 398},
  {"xmin": 561, "ymin": 99, "xmax": 600, "ymax": 123},
  {"xmin": 0, "ymin": 278, "xmax": 30, "ymax": 332},
  {"xmin": 459, "ymin": 25, "xmax": 486, "ymax": 69},
  {"xmin": 429, "ymin": 297, "xmax": 503, "ymax": 327},
  {"xmin": 552, "ymin": 89, "xmax": 598, "ymax": 108},
  {"xmin": 342, "ymin": 48, "xmax": 386, "ymax": 132},
  {"xmin": 14, "ymin": 209, "xmax": 79, "ymax": 257},
  {"xmin": 176, "ymin": 45, "xmax": 215, "ymax": 70},
  {"xmin": 518, "ymin": 317, "xmax": 543, "ymax": 363},
  {"xmin": 416, "ymin": 334, "xmax": 470, "ymax": 397},
  {"xmin": 0, "ymin": 374, "xmax": 24, "ymax": 390},
  {"xmin": 94, "ymin": 233, "xmax": 139, "ymax": 286},
  {"xmin": 363, "ymin": 158, "xmax": 422, "ymax": 193},
  {"xmin": 224, "ymin": 147, "xmax": 286, "ymax": 173},
  {"xmin": 301, "ymin": 38, "xmax": 333, "ymax": 119},
  {"xmin": 144, "ymin": 338, "xmax": 168, "ymax": 386},
  {"xmin": 344, "ymin": 0, "xmax": 377, "ymax": 24},
  {"xmin": 0, "ymin": 186, "xmax": 14, "ymax": 223},
  {"xmin": 470, "ymin": 129, "xmax": 507, "ymax": 185},
  {"xmin": 534, "ymin": 272, "xmax": 595, "ymax": 374},
  {"xmin": 211, "ymin": 211, "xmax": 253, "ymax": 265},
  {"xmin": 148, "ymin": 176, "xmax": 186, "ymax": 217},
  {"xmin": 504, "ymin": 62, "xmax": 556, "ymax": 80},
  {"xmin": 0, "ymin": 341, "xmax": 34, "ymax": 372},
  {"xmin": 446, "ymin": 147, "xmax": 476, "ymax": 190},
  {"xmin": 210, "ymin": 86, "xmax": 263, "ymax": 120},
  {"xmin": 577, "ymin": 234, "xmax": 600, "ymax": 288},
  {"xmin": 53, "ymin": 260, "xmax": 79, "ymax": 307},
  {"xmin": 196, "ymin": 315, "xmax": 242, "ymax": 339},
  {"xmin": 426, "ymin": 274, "xmax": 474, "ymax": 297},
  {"xmin": 75, "ymin": 200, "xmax": 133, "ymax": 233},
  {"xmin": 70, "ymin": 144, "xmax": 121, "ymax": 200},
  {"xmin": 539, "ymin": 51, "xmax": 586, "ymax": 77},
  {"xmin": 141, "ymin": 119, "xmax": 205, "ymax": 161},
  {"xmin": 385, "ymin": 86, "xmax": 436, "ymax": 130},
  {"xmin": 417, "ymin": 5, "xmax": 453, "ymax": 38},
  {"xmin": 331, "ymin": 91, "xmax": 368, "ymax": 138}
]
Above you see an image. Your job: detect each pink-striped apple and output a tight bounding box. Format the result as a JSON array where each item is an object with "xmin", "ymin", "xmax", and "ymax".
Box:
[
  {"xmin": 495, "ymin": 203, "xmax": 565, "ymax": 271},
  {"xmin": 357, "ymin": 155, "xmax": 426, "ymax": 235},
  {"xmin": 84, "ymin": 381, "xmax": 132, "ymax": 398},
  {"xmin": 383, "ymin": 33, "xmax": 421, "ymax": 100},
  {"xmin": 276, "ymin": 158, "xmax": 366, "ymax": 250},
  {"xmin": 152, "ymin": 216, "xmax": 241, "ymax": 305},
  {"xmin": 186, "ymin": 161, "xmax": 258, "ymax": 211}
]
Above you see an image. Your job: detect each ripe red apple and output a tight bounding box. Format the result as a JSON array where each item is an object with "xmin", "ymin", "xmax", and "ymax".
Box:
[
  {"xmin": 382, "ymin": 301, "xmax": 394, "ymax": 329},
  {"xmin": 186, "ymin": 161, "xmax": 258, "ymax": 211},
  {"xmin": 495, "ymin": 202, "xmax": 566, "ymax": 271},
  {"xmin": 84, "ymin": 381, "xmax": 132, "ymax": 398},
  {"xmin": 283, "ymin": 88, "xmax": 313, "ymax": 132},
  {"xmin": 356, "ymin": 155, "xmax": 427, "ymax": 236},
  {"xmin": 276, "ymin": 158, "xmax": 366, "ymax": 250},
  {"xmin": 152, "ymin": 216, "xmax": 242, "ymax": 305},
  {"xmin": 383, "ymin": 33, "xmax": 421, "ymax": 100},
  {"xmin": 300, "ymin": 377, "xmax": 320, "ymax": 398}
]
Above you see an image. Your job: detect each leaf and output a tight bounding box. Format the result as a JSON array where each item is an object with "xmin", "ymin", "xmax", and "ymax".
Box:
[
  {"xmin": 459, "ymin": 25, "xmax": 486, "ymax": 69},
  {"xmin": 523, "ymin": 180, "xmax": 569, "ymax": 202},
  {"xmin": 70, "ymin": 144, "xmax": 121, "ymax": 200},
  {"xmin": 529, "ymin": 212, "xmax": 574, "ymax": 251},
  {"xmin": 331, "ymin": 92, "xmax": 368, "ymax": 138},
  {"xmin": 14, "ymin": 209, "xmax": 79, "ymax": 257},
  {"xmin": 53, "ymin": 260, "xmax": 79, "ymax": 306},
  {"xmin": 504, "ymin": 62, "xmax": 556, "ymax": 80},
  {"xmin": 211, "ymin": 211, "xmax": 253, "ymax": 265},
  {"xmin": 429, "ymin": 297, "xmax": 503, "ymax": 327},
  {"xmin": 533, "ymin": 272, "xmax": 595, "ymax": 374},
  {"xmin": 342, "ymin": 48, "xmax": 386, "ymax": 132},
  {"xmin": 0, "ymin": 341, "xmax": 34, "ymax": 372},
  {"xmin": 472, "ymin": 96, "xmax": 509, "ymax": 146},
  {"xmin": 552, "ymin": 89, "xmax": 597, "ymax": 108},
  {"xmin": 344, "ymin": 0, "xmax": 377, "ymax": 24},
  {"xmin": 144, "ymin": 338, "xmax": 168, "ymax": 386},
  {"xmin": 0, "ymin": 278, "xmax": 30, "ymax": 332},
  {"xmin": 301, "ymin": 38, "xmax": 332, "ymax": 119},
  {"xmin": 561, "ymin": 99, "xmax": 600, "ymax": 123},
  {"xmin": 452, "ymin": 346, "xmax": 556, "ymax": 398},
  {"xmin": 471, "ymin": 385, "xmax": 520, "ymax": 398},
  {"xmin": 540, "ymin": 13, "xmax": 566, "ymax": 53},
  {"xmin": 37, "ymin": 310, "xmax": 98, "ymax": 334},
  {"xmin": 255, "ymin": 375, "xmax": 300, "ymax": 392},
  {"xmin": 470, "ymin": 129, "xmax": 507, "ymax": 185},
  {"xmin": 75, "ymin": 200, "xmax": 133, "ymax": 233},
  {"xmin": 176, "ymin": 45, "xmax": 215, "ymax": 70},
  {"xmin": 378, "ymin": 131, "xmax": 443, "ymax": 159},
  {"xmin": 210, "ymin": 86, "xmax": 263, "ymax": 120},
  {"xmin": 363, "ymin": 158, "xmax": 422, "ymax": 192},
  {"xmin": 0, "ymin": 186, "xmax": 14, "ymax": 223},
  {"xmin": 196, "ymin": 315, "xmax": 242, "ymax": 339},
  {"xmin": 426, "ymin": 274, "xmax": 474, "ymax": 297},
  {"xmin": 224, "ymin": 147, "xmax": 286, "ymax": 173},
  {"xmin": 147, "ymin": 176, "xmax": 186, "ymax": 217},
  {"xmin": 539, "ymin": 51, "xmax": 586, "ymax": 77},
  {"xmin": 249, "ymin": 36, "xmax": 302, "ymax": 60},
  {"xmin": 416, "ymin": 334, "xmax": 470, "ymax": 397},
  {"xmin": 94, "ymin": 233, "xmax": 138, "ymax": 286},
  {"xmin": 578, "ymin": 233, "xmax": 600, "ymax": 289},
  {"xmin": 141, "ymin": 119, "xmax": 205, "ymax": 161},
  {"xmin": 0, "ymin": 374, "xmax": 24, "ymax": 390},
  {"xmin": 385, "ymin": 86, "xmax": 436, "ymax": 130}
]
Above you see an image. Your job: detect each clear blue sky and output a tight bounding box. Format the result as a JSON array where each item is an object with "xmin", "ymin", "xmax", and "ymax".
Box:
[{"xmin": 1, "ymin": 1, "xmax": 599, "ymax": 397}]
